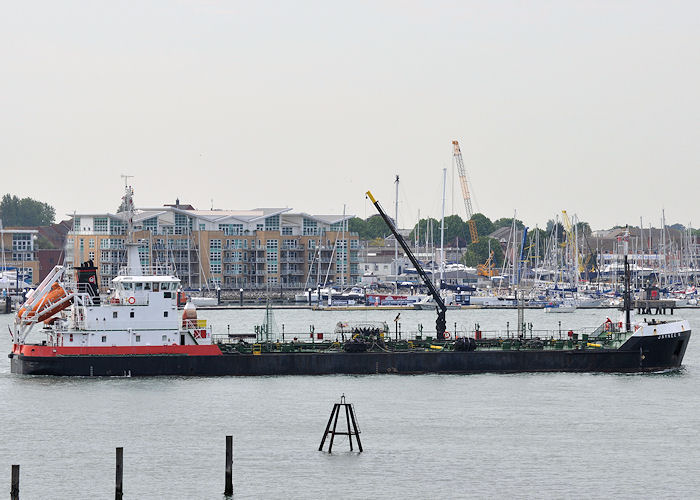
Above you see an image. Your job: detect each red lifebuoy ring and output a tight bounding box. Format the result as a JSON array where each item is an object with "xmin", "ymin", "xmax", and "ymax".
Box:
[
  {"xmin": 127, "ymin": 297, "xmax": 135, "ymax": 305},
  {"xmin": 444, "ymin": 331, "xmax": 451, "ymax": 339}
]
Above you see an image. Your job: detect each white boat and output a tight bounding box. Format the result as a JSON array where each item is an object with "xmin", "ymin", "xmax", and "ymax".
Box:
[{"xmin": 190, "ymin": 296, "xmax": 218, "ymax": 307}]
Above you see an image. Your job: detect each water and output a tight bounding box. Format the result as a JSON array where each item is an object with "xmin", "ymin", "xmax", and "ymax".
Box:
[{"xmin": 1, "ymin": 307, "xmax": 699, "ymax": 499}]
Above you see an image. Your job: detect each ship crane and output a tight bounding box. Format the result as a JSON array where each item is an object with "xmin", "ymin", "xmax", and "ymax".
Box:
[
  {"xmin": 366, "ymin": 191, "xmax": 447, "ymax": 340},
  {"xmin": 452, "ymin": 140, "xmax": 478, "ymax": 244}
]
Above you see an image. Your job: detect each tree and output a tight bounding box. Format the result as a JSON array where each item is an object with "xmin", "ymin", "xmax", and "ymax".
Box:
[
  {"xmin": 470, "ymin": 213, "xmax": 494, "ymax": 237},
  {"xmin": 574, "ymin": 221, "xmax": 592, "ymax": 237},
  {"xmin": 409, "ymin": 217, "xmax": 441, "ymax": 246},
  {"xmin": 348, "ymin": 215, "xmax": 394, "ymax": 240},
  {"xmin": 0, "ymin": 194, "xmax": 55, "ymax": 226},
  {"xmin": 461, "ymin": 237, "xmax": 504, "ymax": 268},
  {"xmin": 492, "ymin": 217, "xmax": 525, "ymax": 231},
  {"xmin": 546, "ymin": 219, "xmax": 566, "ymax": 244}
]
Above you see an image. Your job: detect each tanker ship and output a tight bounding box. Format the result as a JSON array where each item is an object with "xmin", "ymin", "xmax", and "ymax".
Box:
[{"xmin": 8, "ymin": 188, "xmax": 691, "ymax": 376}]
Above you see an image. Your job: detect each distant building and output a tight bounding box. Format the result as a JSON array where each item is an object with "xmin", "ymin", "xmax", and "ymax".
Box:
[
  {"xmin": 65, "ymin": 204, "xmax": 362, "ymax": 290},
  {"xmin": 0, "ymin": 227, "xmax": 39, "ymax": 285}
]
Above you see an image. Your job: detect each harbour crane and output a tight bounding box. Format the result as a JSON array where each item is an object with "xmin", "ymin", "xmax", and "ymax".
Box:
[{"xmin": 452, "ymin": 140, "xmax": 478, "ymax": 244}]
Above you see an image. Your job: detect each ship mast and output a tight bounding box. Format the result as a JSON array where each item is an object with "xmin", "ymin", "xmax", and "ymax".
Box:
[{"xmin": 121, "ymin": 175, "xmax": 143, "ymax": 276}]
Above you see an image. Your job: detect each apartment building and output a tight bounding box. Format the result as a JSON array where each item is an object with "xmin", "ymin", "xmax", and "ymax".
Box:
[
  {"xmin": 66, "ymin": 204, "xmax": 361, "ymax": 290},
  {"xmin": 0, "ymin": 228, "xmax": 39, "ymax": 286}
]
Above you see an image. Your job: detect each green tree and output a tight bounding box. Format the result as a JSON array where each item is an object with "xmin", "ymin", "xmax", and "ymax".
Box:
[
  {"xmin": 492, "ymin": 217, "xmax": 525, "ymax": 231},
  {"xmin": 546, "ymin": 219, "xmax": 566, "ymax": 244},
  {"xmin": 574, "ymin": 221, "xmax": 592, "ymax": 237},
  {"xmin": 348, "ymin": 214, "xmax": 395, "ymax": 240},
  {"xmin": 443, "ymin": 214, "xmax": 467, "ymax": 246},
  {"xmin": 470, "ymin": 213, "xmax": 494, "ymax": 237},
  {"xmin": 409, "ymin": 217, "xmax": 441, "ymax": 246},
  {"xmin": 461, "ymin": 237, "xmax": 504, "ymax": 267},
  {"xmin": 0, "ymin": 194, "xmax": 55, "ymax": 226}
]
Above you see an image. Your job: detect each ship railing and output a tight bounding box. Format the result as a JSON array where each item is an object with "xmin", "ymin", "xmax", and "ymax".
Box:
[
  {"xmin": 117, "ymin": 265, "xmax": 176, "ymax": 276},
  {"xmin": 209, "ymin": 326, "xmax": 613, "ymax": 344}
]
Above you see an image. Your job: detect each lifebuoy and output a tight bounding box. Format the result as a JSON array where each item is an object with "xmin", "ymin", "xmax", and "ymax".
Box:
[
  {"xmin": 127, "ymin": 297, "xmax": 135, "ymax": 305},
  {"xmin": 444, "ymin": 331, "xmax": 451, "ymax": 339}
]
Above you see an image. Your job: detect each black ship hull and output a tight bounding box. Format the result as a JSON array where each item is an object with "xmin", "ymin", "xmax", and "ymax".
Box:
[{"xmin": 9, "ymin": 330, "xmax": 690, "ymax": 376}]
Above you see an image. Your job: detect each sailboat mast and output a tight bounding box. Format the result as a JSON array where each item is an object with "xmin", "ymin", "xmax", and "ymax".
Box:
[
  {"xmin": 394, "ymin": 174, "xmax": 399, "ymax": 291},
  {"xmin": 440, "ymin": 168, "xmax": 446, "ymax": 284}
]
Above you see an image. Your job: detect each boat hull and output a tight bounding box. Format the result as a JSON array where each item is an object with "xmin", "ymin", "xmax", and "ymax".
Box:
[{"xmin": 9, "ymin": 330, "xmax": 690, "ymax": 376}]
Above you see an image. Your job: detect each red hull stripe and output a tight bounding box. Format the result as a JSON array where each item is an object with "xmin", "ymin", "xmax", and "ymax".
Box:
[{"xmin": 13, "ymin": 343, "xmax": 223, "ymax": 357}]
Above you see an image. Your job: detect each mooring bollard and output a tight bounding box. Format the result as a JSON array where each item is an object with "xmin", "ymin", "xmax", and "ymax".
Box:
[
  {"xmin": 115, "ymin": 447, "xmax": 123, "ymax": 500},
  {"xmin": 224, "ymin": 435, "xmax": 233, "ymax": 496},
  {"xmin": 11, "ymin": 465, "xmax": 19, "ymax": 500}
]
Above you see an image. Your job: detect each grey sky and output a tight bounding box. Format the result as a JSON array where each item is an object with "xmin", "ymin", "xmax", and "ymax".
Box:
[{"xmin": 1, "ymin": 1, "xmax": 698, "ymax": 230}]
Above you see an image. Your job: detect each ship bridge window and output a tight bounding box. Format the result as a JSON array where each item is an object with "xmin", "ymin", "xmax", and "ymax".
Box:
[
  {"xmin": 153, "ymin": 283, "xmax": 159, "ymax": 292},
  {"xmin": 123, "ymin": 283, "xmax": 133, "ymax": 290},
  {"xmin": 135, "ymin": 283, "xmax": 143, "ymax": 291},
  {"xmin": 144, "ymin": 282, "xmax": 151, "ymax": 291}
]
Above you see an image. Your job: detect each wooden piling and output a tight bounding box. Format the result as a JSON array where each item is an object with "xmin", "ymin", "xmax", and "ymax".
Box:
[
  {"xmin": 11, "ymin": 465, "xmax": 19, "ymax": 500},
  {"xmin": 115, "ymin": 447, "xmax": 123, "ymax": 500},
  {"xmin": 224, "ymin": 435, "xmax": 233, "ymax": 496}
]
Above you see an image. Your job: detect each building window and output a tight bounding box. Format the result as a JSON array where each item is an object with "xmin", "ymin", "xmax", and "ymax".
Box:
[
  {"xmin": 143, "ymin": 217, "xmax": 158, "ymax": 233},
  {"xmin": 210, "ymin": 262, "xmax": 222, "ymax": 273},
  {"xmin": 110, "ymin": 220, "xmax": 124, "ymax": 235},
  {"xmin": 282, "ymin": 226, "xmax": 293, "ymax": 235},
  {"xmin": 303, "ymin": 218, "xmax": 318, "ymax": 236},
  {"xmin": 209, "ymin": 239, "xmax": 222, "ymax": 250},
  {"xmin": 265, "ymin": 215, "xmax": 280, "ymax": 231},
  {"xmin": 94, "ymin": 217, "xmax": 109, "ymax": 233},
  {"xmin": 89, "ymin": 239, "xmax": 95, "ymax": 249},
  {"xmin": 256, "ymin": 223, "xmax": 264, "ymax": 231}
]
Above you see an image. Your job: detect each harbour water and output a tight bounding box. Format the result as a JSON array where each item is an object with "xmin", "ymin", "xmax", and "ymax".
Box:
[{"xmin": 2, "ymin": 307, "xmax": 699, "ymax": 499}]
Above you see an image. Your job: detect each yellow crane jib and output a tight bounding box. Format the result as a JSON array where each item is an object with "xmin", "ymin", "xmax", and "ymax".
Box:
[{"xmin": 453, "ymin": 140, "xmax": 478, "ymax": 244}]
